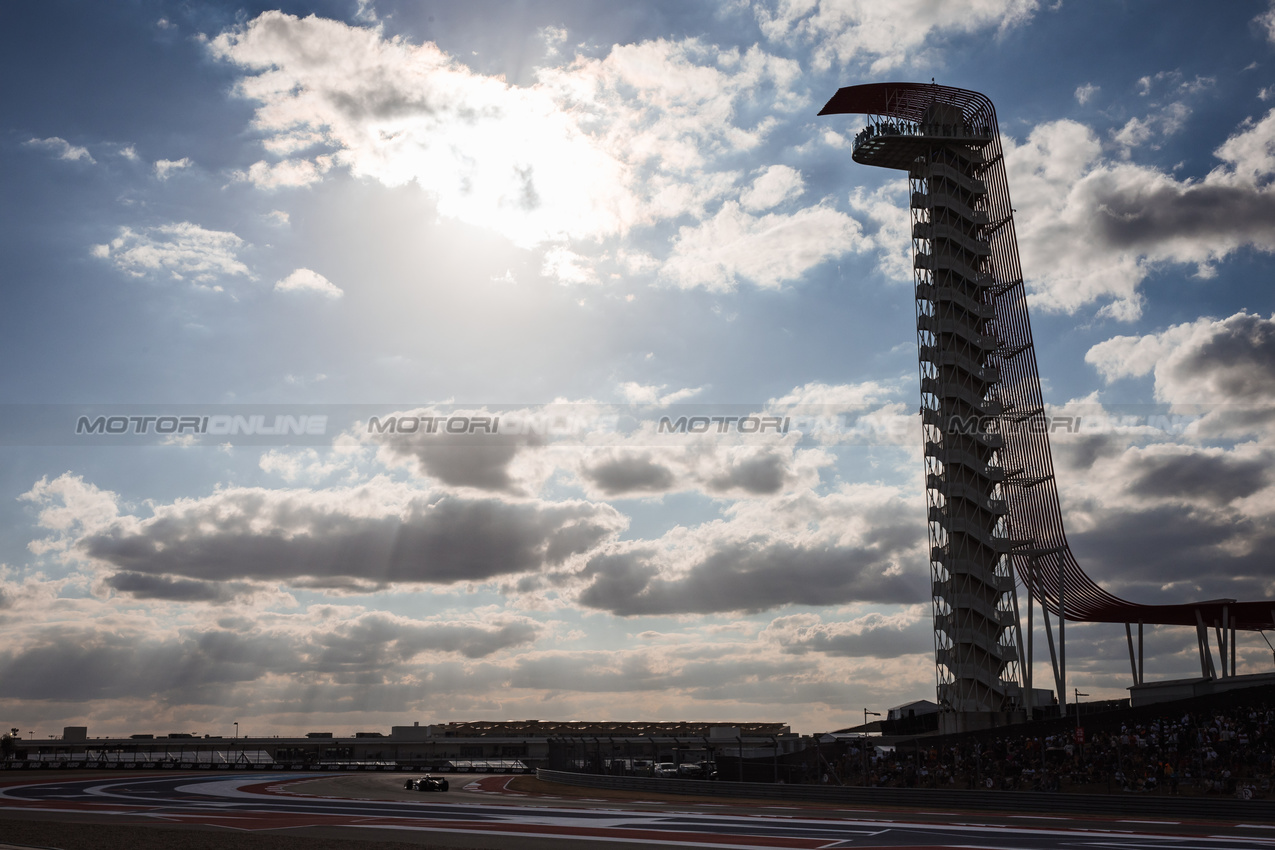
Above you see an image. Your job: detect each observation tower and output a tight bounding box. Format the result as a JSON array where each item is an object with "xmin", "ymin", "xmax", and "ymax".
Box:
[{"xmin": 820, "ymin": 83, "xmax": 1275, "ymax": 733}]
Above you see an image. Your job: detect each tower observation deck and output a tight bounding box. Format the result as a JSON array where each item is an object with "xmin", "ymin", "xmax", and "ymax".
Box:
[{"xmin": 820, "ymin": 83, "xmax": 1275, "ymax": 733}]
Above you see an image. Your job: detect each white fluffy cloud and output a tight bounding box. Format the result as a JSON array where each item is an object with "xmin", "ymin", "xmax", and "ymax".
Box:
[
  {"xmin": 275, "ymin": 267, "xmax": 343, "ymax": 298},
  {"xmin": 211, "ymin": 15, "xmax": 797, "ymax": 246},
  {"xmin": 1086, "ymin": 311, "xmax": 1275, "ymax": 440},
  {"xmin": 91, "ymin": 222, "xmax": 251, "ymax": 286},
  {"xmin": 739, "ymin": 164, "xmax": 805, "ymax": 211},
  {"xmin": 846, "ymin": 183, "xmax": 913, "ymax": 283},
  {"xmin": 24, "ymin": 136, "xmax": 95, "ymax": 164},
  {"xmin": 154, "ymin": 157, "xmax": 192, "ymax": 179},
  {"xmin": 208, "ymin": 13, "xmax": 866, "ymax": 292},
  {"xmin": 1257, "ymin": 1, "xmax": 1275, "ymax": 44},
  {"xmin": 661, "ymin": 201, "xmax": 863, "ymax": 291},
  {"xmin": 754, "ymin": 0, "xmax": 1040, "ymax": 72},
  {"xmin": 1005, "ymin": 110, "xmax": 1275, "ymax": 319},
  {"xmin": 616, "ymin": 382, "xmax": 703, "ymax": 406}
]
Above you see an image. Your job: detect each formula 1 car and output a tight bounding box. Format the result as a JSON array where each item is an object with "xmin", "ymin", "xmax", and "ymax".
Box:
[{"xmin": 403, "ymin": 775, "xmax": 450, "ymax": 792}]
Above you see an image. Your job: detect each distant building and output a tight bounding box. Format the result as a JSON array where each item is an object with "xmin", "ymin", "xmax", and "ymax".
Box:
[{"xmin": 886, "ymin": 700, "xmax": 939, "ymax": 722}]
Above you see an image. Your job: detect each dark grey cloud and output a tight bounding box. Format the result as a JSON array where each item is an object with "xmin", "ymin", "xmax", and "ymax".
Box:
[
  {"xmin": 81, "ymin": 489, "xmax": 621, "ymax": 587},
  {"xmin": 1094, "ymin": 182, "xmax": 1275, "ymax": 254},
  {"xmin": 704, "ymin": 452, "xmax": 791, "ymax": 494},
  {"xmin": 1053, "ymin": 433, "xmax": 1124, "ymax": 472},
  {"xmin": 581, "ymin": 454, "xmax": 676, "ymax": 495},
  {"xmin": 0, "ymin": 615, "xmax": 539, "ymax": 702},
  {"xmin": 577, "ymin": 539, "xmax": 921, "ymax": 616},
  {"xmin": 762, "ymin": 614, "xmax": 931, "ymax": 659},
  {"xmin": 359, "ymin": 406, "xmax": 548, "ymax": 493},
  {"xmin": 315, "ymin": 613, "xmax": 541, "ymax": 663},
  {"xmin": 1125, "ymin": 451, "xmax": 1268, "ymax": 505},
  {"xmin": 0, "ymin": 631, "xmax": 273, "ymax": 703},
  {"xmin": 104, "ymin": 572, "xmax": 241, "ymax": 602},
  {"xmin": 1068, "ymin": 503, "xmax": 1275, "ymax": 603},
  {"xmin": 1170, "ymin": 311, "xmax": 1275, "ymax": 399},
  {"xmin": 506, "ymin": 650, "xmax": 815, "ymax": 694},
  {"xmin": 373, "ymin": 432, "xmax": 545, "ymax": 492}
]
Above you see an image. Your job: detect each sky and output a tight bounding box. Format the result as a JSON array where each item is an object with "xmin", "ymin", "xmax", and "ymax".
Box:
[{"xmin": 3, "ymin": 0, "xmax": 1275, "ymax": 739}]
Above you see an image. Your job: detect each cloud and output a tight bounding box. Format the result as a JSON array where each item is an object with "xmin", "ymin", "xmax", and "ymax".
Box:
[
  {"xmin": 661, "ymin": 201, "xmax": 863, "ymax": 291},
  {"xmin": 1087, "ymin": 311, "xmax": 1275, "ymax": 438},
  {"xmin": 1215, "ymin": 108, "xmax": 1275, "ymax": 185},
  {"xmin": 1075, "ymin": 83, "xmax": 1099, "ymax": 105},
  {"xmin": 845, "ymin": 184, "xmax": 913, "ymax": 283},
  {"xmin": 91, "ymin": 222, "xmax": 251, "ymax": 286},
  {"xmin": 754, "ymin": 0, "xmax": 1040, "ymax": 72},
  {"xmin": 24, "ymin": 136, "xmax": 95, "ymax": 164},
  {"xmin": 26, "ymin": 475, "xmax": 622, "ymax": 589},
  {"xmin": 541, "ymin": 246, "xmax": 597, "ymax": 286},
  {"xmin": 154, "ymin": 157, "xmax": 192, "ymax": 179},
  {"xmin": 576, "ymin": 440, "xmax": 816, "ymax": 498},
  {"xmin": 211, "ymin": 14, "xmax": 799, "ymax": 247},
  {"xmin": 1111, "ymin": 102, "xmax": 1191, "ymax": 155},
  {"xmin": 1086, "ymin": 311, "xmax": 1275, "ymax": 403},
  {"xmin": 769, "ymin": 380, "xmax": 897, "ymax": 409},
  {"xmin": 579, "ymin": 453, "xmax": 677, "ymax": 496},
  {"xmin": 577, "ymin": 539, "xmax": 918, "ymax": 616},
  {"xmin": 208, "ymin": 13, "xmax": 861, "ymax": 291},
  {"xmin": 20, "ymin": 475, "xmax": 119, "ymax": 532},
  {"xmin": 359, "ymin": 396, "xmax": 846, "ymax": 501},
  {"xmin": 275, "ymin": 267, "xmax": 343, "ymax": 298},
  {"xmin": 258, "ymin": 448, "xmax": 351, "ymax": 483},
  {"xmin": 616, "ymin": 382, "xmax": 702, "ymax": 406},
  {"xmin": 761, "ymin": 609, "xmax": 930, "ymax": 658},
  {"xmin": 572, "ymin": 415, "xmax": 830, "ymax": 498},
  {"xmin": 739, "ymin": 164, "xmax": 805, "ymax": 211},
  {"xmin": 0, "ymin": 611, "xmax": 541, "ymax": 703},
  {"xmin": 1005, "ymin": 111, "xmax": 1275, "ymax": 319},
  {"xmin": 360, "ymin": 406, "xmax": 549, "ymax": 493},
  {"xmin": 573, "ymin": 485, "xmax": 924, "ymax": 615},
  {"xmin": 103, "ymin": 572, "xmax": 247, "ymax": 603},
  {"xmin": 1258, "ymin": 1, "xmax": 1275, "ymax": 43},
  {"xmin": 1032, "ymin": 319, "xmax": 1275, "ymax": 603},
  {"xmin": 235, "ymin": 157, "xmax": 333, "ymax": 189}
]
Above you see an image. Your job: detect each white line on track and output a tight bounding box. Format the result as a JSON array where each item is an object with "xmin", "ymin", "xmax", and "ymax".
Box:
[{"xmin": 1118, "ymin": 820, "xmax": 1179, "ymax": 825}]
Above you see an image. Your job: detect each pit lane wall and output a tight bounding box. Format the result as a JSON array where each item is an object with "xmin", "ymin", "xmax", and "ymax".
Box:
[{"xmin": 535, "ymin": 768, "xmax": 1275, "ymax": 821}]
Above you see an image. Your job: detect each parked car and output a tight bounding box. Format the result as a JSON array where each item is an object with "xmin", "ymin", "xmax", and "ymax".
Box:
[
  {"xmin": 653, "ymin": 762, "xmax": 679, "ymax": 777},
  {"xmin": 403, "ymin": 775, "xmax": 450, "ymax": 792}
]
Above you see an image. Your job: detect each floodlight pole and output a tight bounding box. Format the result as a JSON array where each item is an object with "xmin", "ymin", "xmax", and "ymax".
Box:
[
  {"xmin": 1074, "ymin": 690, "xmax": 1088, "ymax": 757},
  {"xmin": 862, "ymin": 709, "xmax": 881, "ymax": 785}
]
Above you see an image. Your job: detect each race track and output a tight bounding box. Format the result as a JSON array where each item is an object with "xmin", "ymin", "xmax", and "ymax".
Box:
[{"xmin": 3, "ymin": 771, "xmax": 1275, "ymax": 850}]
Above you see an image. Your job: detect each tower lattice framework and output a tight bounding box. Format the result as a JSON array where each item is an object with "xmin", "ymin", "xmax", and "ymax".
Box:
[
  {"xmin": 821, "ymin": 83, "xmax": 1275, "ymax": 730},
  {"xmin": 823, "ymin": 84, "xmax": 1027, "ymax": 724}
]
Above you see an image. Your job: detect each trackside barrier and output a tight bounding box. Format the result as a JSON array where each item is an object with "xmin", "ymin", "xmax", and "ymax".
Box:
[
  {"xmin": 0, "ymin": 759, "xmax": 531, "ymax": 774},
  {"xmin": 535, "ymin": 769, "xmax": 1275, "ymax": 822}
]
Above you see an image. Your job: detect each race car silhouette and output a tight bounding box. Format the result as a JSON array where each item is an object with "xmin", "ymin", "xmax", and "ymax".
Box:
[{"xmin": 403, "ymin": 775, "xmax": 450, "ymax": 792}]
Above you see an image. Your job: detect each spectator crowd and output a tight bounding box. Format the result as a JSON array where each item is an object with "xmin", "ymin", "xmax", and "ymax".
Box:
[{"xmin": 830, "ymin": 699, "xmax": 1275, "ymax": 799}]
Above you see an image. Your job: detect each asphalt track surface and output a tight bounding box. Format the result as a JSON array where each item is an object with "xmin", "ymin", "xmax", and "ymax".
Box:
[{"xmin": 3, "ymin": 772, "xmax": 1275, "ymax": 850}]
